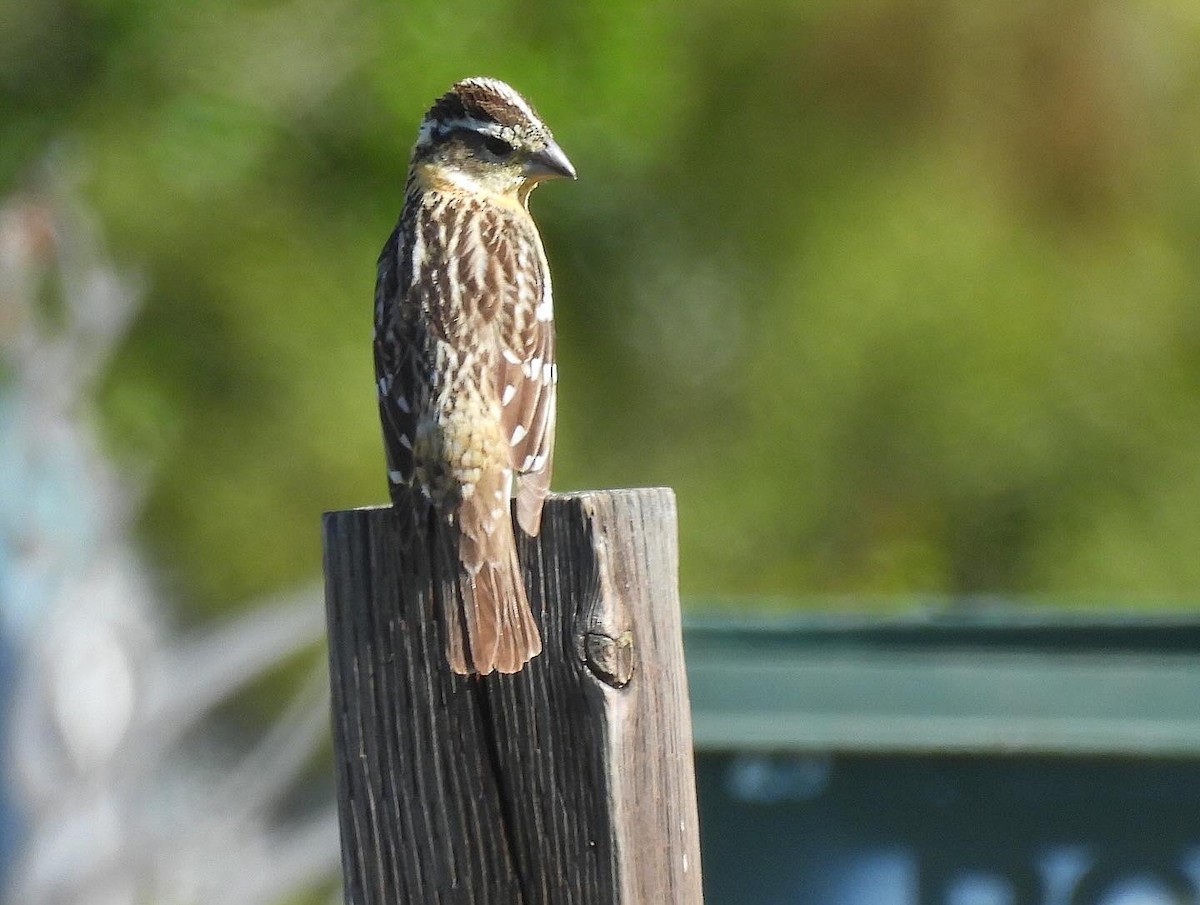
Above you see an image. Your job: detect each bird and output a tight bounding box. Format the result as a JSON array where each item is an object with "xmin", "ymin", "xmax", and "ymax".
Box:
[{"xmin": 373, "ymin": 77, "xmax": 576, "ymax": 676}]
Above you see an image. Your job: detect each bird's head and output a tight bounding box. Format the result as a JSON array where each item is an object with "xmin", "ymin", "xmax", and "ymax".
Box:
[{"xmin": 411, "ymin": 77, "xmax": 576, "ymax": 201}]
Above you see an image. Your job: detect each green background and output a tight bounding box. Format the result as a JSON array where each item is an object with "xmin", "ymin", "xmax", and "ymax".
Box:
[{"xmin": 6, "ymin": 0, "xmax": 1200, "ymax": 618}]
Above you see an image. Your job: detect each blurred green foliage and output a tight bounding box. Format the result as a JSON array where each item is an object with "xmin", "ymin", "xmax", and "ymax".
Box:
[{"xmin": 4, "ymin": 0, "xmax": 1200, "ymax": 616}]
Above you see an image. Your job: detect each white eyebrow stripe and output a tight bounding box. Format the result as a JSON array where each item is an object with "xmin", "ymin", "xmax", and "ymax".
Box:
[
  {"xmin": 421, "ymin": 116, "xmax": 506, "ymax": 139},
  {"xmin": 419, "ymin": 110, "xmax": 526, "ymax": 159},
  {"xmin": 439, "ymin": 116, "xmax": 491, "ymax": 133}
]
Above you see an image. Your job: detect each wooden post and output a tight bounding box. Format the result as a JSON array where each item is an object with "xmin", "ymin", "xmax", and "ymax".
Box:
[{"xmin": 322, "ymin": 488, "xmax": 703, "ymax": 904}]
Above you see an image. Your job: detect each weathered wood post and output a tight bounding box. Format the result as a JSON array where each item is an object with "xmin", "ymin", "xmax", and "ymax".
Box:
[{"xmin": 322, "ymin": 488, "xmax": 703, "ymax": 904}]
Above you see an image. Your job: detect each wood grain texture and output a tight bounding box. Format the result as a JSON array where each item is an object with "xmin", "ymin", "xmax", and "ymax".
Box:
[{"xmin": 322, "ymin": 488, "xmax": 702, "ymax": 904}]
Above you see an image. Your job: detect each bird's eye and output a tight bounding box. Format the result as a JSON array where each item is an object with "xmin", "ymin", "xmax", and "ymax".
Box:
[{"xmin": 482, "ymin": 135, "xmax": 515, "ymax": 158}]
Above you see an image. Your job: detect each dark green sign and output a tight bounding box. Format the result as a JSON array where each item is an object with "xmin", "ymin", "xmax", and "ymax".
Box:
[{"xmin": 686, "ymin": 609, "xmax": 1200, "ymax": 904}]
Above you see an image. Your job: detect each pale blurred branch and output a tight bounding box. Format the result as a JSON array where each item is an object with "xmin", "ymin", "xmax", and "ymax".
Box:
[{"xmin": 0, "ymin": 170, "xmax": 338, "ymax": 905}]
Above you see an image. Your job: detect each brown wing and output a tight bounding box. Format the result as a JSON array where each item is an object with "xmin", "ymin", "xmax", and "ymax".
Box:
[{"xmin": 492, "ymin": 213, "xmax": 557, "ymax": 536}]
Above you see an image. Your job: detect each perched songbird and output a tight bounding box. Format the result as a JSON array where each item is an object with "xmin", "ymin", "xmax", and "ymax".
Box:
[{"xmin": 374, "ymin": 78, "xmax": 575, "ymax": 675}]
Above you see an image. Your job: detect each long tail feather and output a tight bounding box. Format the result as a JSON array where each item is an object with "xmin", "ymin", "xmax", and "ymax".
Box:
[{"xmin": 447, "ymin": 472, "xmax": 542, "ymax": 675}]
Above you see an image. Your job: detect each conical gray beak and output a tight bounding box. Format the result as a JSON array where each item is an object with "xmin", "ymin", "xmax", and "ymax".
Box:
[{"xmin": 524, "ymin": 138, "xmax": 576, "ymax": 181}]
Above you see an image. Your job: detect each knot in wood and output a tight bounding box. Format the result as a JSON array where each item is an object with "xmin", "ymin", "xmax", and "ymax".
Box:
[{"xmin": 583, "ymin": 630, "xmax": 635, "ymax": 688}]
